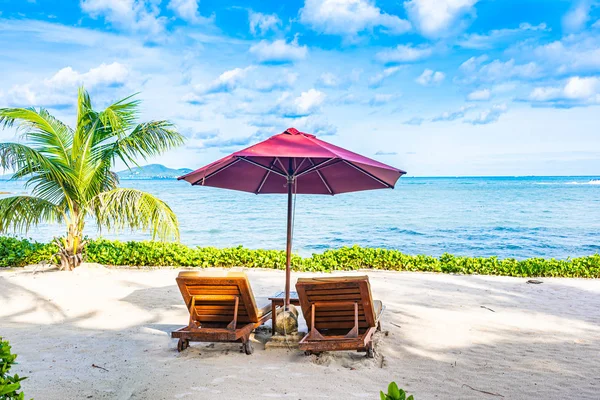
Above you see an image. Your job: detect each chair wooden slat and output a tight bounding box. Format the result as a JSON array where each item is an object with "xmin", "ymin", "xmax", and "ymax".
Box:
[
  {"xmin": 171, "ymin": 271, "xmax": 273, "ymax": 355},
  {"xmin": 296, "ymin": 276, "xmax": 382, "ymax": 356}
]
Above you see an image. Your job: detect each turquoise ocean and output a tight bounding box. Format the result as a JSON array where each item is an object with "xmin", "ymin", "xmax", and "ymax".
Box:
[{"xmin": 1, "ymin": 176, "xmax": 599, "ymax": 259}]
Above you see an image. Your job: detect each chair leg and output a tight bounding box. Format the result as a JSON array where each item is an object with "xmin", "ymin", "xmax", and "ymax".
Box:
[
  {"xmin": 242, "ymin": 335, "xmax": 254, "ymax": 355},
  {"xmin": 365, "ymin": 342, "xmax": 375, "ymax": 358},
  {"xmin": 177, "ymin": 338, "xmax": 189, "ymax": 352}
]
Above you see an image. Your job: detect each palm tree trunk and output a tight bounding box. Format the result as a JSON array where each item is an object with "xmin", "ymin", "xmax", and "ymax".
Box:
[{"xmin": 57, "ymin": 223, "xmax": 84, "ymax": 270}]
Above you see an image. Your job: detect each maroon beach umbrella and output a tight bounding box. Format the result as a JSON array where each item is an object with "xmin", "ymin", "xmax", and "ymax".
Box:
[{"xmin": 179, "ymin": 128, "xmax": 406, "ymax": 307}]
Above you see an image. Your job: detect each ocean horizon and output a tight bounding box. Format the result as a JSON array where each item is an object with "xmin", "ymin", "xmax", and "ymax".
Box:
[{"xmin": 1, "ymin": 175, "xmax": 599, "ymax": 260}]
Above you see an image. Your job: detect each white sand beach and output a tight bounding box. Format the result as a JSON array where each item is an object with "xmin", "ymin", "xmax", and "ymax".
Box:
[{"xmin": 1, "ymin": 267, "xmax": 599, "ymax": 399}]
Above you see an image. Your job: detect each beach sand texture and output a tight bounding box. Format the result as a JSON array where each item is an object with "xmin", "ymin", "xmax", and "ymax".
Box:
[{"xmin": 1, "ymin": 267, "xmax": 599, "ymax": 399}]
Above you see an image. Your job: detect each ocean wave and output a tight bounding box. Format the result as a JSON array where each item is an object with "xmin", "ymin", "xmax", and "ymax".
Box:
[
  {"xmin": 385, "ymin": 227, "xmax": 425, "ymax": 236},
  {"xmin": 566, "ymin": 180, "xmax": 600, "ymax": 185},
  {"xmin": 492, "ymin": 226, "xmax": 546, "ymax": 233},
  {"xmin": 535, "ymin": 180, "xmax": 600, "ymax": 185}
]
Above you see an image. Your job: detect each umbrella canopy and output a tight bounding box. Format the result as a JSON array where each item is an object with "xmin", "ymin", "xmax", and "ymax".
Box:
[{"xmin": 179, "ymin": 128, "xmax": 406, "ymax": 306}]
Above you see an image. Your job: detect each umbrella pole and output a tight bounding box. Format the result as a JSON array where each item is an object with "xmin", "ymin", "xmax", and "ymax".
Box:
[{"xmin": 285, "ymin": 176, "xmax": 293, "ymax": 309}]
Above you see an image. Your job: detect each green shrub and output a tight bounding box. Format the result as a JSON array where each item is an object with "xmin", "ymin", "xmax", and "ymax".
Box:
[
  {"xmin": 1, "ymin": 237, "xmax": 599, "ymax": 278},
  {"xmin": 0, "ymin": 237, "xmax": 56, "ymax": 268},
  {"xmin": 0, "ymin": 338, "xmax": 28, "ymax": 400},
  {"xmin": 380, "ymin": 382, "xmax": 414, "ymax": 400}
]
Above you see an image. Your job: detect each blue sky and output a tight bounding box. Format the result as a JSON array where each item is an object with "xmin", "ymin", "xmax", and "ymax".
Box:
[{"xmin": 1, "ymin": 0, "xmax": 599, "ymax": 176}]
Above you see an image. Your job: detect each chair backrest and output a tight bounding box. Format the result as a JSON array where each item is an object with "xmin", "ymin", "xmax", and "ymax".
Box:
[
  {"xmin": 176, "ymin": 271, "xmax": 260, "ymax": 324},
  {"xmin": 296, "ymin": 276, "xmax": 376, "ymax": 331}
]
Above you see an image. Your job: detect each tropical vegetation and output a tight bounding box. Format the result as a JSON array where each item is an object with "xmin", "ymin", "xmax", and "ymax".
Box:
[
  {"xmin": 0, "ymin": 338, "xmax": 28, "ymax": 400},
  {"xmin": 0, "ymin": 88, "xmax": 183, "ymax": 270},
  {"xmin": 380, "ymin": 382, "xmax": 414, "ymax": 400},
  {"xmin": 1, "ymin": 237, "xmax": 599, "ymax": 278}
]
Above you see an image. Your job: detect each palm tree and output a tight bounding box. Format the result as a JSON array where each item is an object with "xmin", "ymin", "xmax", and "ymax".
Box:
[{"xmin": 0, "ymin": 88, "xmax": 185, "ymax": 270}]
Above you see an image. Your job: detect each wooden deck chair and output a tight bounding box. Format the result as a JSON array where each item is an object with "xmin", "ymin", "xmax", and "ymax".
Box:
[
  {"xmin": 171, "ymin": 271, "xmax": 273, "ymax": 354},
  {"xmin": 296, "ymin": 276, "xmax": 383, "ymax": 358}
]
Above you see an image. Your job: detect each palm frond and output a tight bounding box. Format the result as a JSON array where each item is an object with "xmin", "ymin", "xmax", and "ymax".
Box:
[
  {"xmin": 98, "ymin": 93, "xmax": 140, "ymax": 139},
  {"xmin": 76, "ymin": 86, "xmax": 93, "ymax": 128},
  {"xmin": 73, "ymin": 88, "xmax": 99, "ymax": 162},
  {"xmin": 89, "ymin": 188, "xmax": 179, "ymax": 241},
  {"xmin": 79, "ymin": 157, "xmax": 119, "ymax": 202},
  {"xmin": 114, "ymin": 121, "xmax": 185, "ymax": 167},
  {"xmin": 0, "ymin": 142, "xmax": 68, "ymax": 181},
  {"xmin": 0, "ymin": 196, "xmax": 63, "ymax": 233},
  {"xmin": 0, "ymin": 107, "xmax": 73, "ymax": 165},
  {"xmin": 0, "ymin": 142, "xmax": 77, "ymax": 204}
]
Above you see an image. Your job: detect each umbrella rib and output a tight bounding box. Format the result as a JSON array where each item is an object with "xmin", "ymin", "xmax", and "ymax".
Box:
[
  {"xmin": 275, "ymin": 157, "xmax": 289, "ymax": 176},
  {"xmin": 295, "ymin": 158, "xmax": 337, "ymax": 178},
  {"xmin": 307, "ymin": 158, "xmax": 334, "ymax": 195},
  {"xmin": 342, "ymin": 160, "xmax": 393, "ymax": 188},
  {"xmin": 294, "ymin": 157, "xmax": 308, "ymax": 175},
  {"xmin": 255, "ymin": 158, "xmax": 278, "ymax": 194},
  {"xmin": 239, "ymin": 156, "xmax": 288, "ymax": 178},
  {"xmin": 190, "ymin": 158, "xmax": 241, "ymax": 185}
]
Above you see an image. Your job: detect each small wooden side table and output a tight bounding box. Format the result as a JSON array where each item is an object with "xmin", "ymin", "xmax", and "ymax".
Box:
[{"xmin": 268, "ymin": 291, "xmax": 300, "ymax": 334}]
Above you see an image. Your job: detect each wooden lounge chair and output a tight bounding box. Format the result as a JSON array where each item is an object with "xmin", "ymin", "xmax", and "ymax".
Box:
[
  {"xmin": 296, "ymin": 276, "xmax": 383, "ymax": 358},
  {"xmin": 171, "ymin": 271, "xmax": 273, "ymax": 354}
]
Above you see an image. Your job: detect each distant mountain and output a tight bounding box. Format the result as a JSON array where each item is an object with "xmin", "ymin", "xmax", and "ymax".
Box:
[{"xmin": 117, "ymin": 164, "xmax": 193, "ymax": 180}]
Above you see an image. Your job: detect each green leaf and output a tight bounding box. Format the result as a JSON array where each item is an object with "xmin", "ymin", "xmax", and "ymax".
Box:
[
  {"xmin": 0, "ymin": 383, "xmax": 21, "ymax": 395},
  {"xmin": 388, "ymin": 382, "xmax": 400, "ymax": 399}
]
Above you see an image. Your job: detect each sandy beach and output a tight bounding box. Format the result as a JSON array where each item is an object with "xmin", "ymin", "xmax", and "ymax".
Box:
[{"xmin": 1, "ymin": 267, "xmax": 599, "ymax": 399}]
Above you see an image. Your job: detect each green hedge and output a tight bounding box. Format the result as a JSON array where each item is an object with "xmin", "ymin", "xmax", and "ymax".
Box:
[
  {"xmin": 0, "ymin": 337, "xmax": 29, "ymax": 399},
  {"xmin": 0, "ymin": 237, "xmax": 56, "ymax": 268},
  {"xmin": 1, "ymin": 237, "xmax": 599, "ymax": 278}
]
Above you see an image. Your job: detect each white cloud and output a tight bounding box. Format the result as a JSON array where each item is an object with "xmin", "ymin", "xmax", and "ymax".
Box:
[
  {"xmin": 368, "ymin": 93, "xmax": 398, "ymax": 106},
  {"xmin": 248, "ymin": 11, "xmax": 281, "ymax": 35},
  {"xmin": 249, "ymin": 37, "xmax": 308, "ymax": 63},
  {"xmin": 197, "ymin": 66, "xmax": 254, "ymax": 94},
  {"xmin": 457, "ymin": 22, "xmax": 549, "ymax": 50},
  {"xmin": 404, "ymin": 116, "xmax": 424, "ymax": 125},
  {"xmin": 529, "ymin": 87, "xmax": 563, "ymax": 102},
  {"xmin": 375, "ymin": 44, "xmax": 433, "ymax": 64},
  {"xmin": 299, "ymin": 0, "xmax": 410, "ymax": 38},
  {"xmin": 275, "ymin": 89, "xmax": 326, "ymax": 117},
  {"xmin": 529, "ymin": 76, "xmax": 600, "ymax": 106},
  {"xmin": 168, "ymin": 0, "xmax": 213, "ymax": 24},
  {"xmin": 317, "ymin": 72, "xmax": 342, "ymax": 88},
  {"xmin": 480, "ymin": 60, "xmax": 540, "ymax": 81},
  {"xmin": 46, "ymin": 62, "xmax": 129, "ymax": 88},
  {"xmin": 562, "ymin": 1, "xmax": 591, "ymax": 32},
  {"xmin": 467, "ymin": 103, "xmax": 507, "ymax": 125},
  {"xmin": 459, "ymin": 58, "xmax": 541, "ymax": 83},
  {"xmin": 529, "ymin": 34, "xmax": 600, "ymax": 75},
  {"xmin": 415, "ymin": 69, "xmax": 445, "ymax": 86},
  {"xmin": 81, "ymin": 0, "xmax": 166, "ymax": 35},
  {"xmin": 404, "ymin": 0, "xmax": 478, "ymax": 38},
  {"xmin": 564, "ymin": 76, "xmax": 600, "ymax": 99},
  {"xmin": 432, "ymin": 105, "xmax": 473, "ymax": 121},
  {"xmin": 254, "ymin": 72, "xmax": 298, "ymax": 92},
  {"xmin": 317, "ymin": 69, "xmax": 361, "ymax": 88},
  {"xmin": 335, "ymin": 92, "xmax": 360, "ymax": 105},
  {"xmin": 295, "ymin": 89, "xmax": 326, "ymax": 114},
  {"xmin": 459, "ymin": 54, "xmax": 488, "ymax": 74},
  {"xmin": 294, "ymin": 116, "xmax": 337, "ymax": 136},
  {"xmin": 1, "ymin": 62, "xmax": 131, "ymax": 107},
  {"xmin": 369, "ymin": 67, "xmax": 401, "ymax": 88},
  {"xmin": 467, "ymin": 88, "xmax": 491, "ymax": 101}
]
